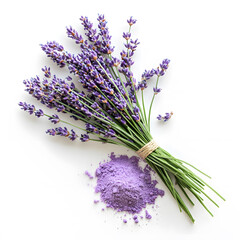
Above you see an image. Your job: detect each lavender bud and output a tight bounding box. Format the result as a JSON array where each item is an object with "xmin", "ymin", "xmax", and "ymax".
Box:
[
  {"xmin": 35, "ymin": 109, "xmax": 44, "ymax": 118},
  {"xmin": 48, "ymin": 114, "xmax": 60, "ymax": 124},
  {"xmin": 127, "ymin": 16, "xmax": 137, "ymax": 26},
  {"xmin": 80, "ymin": 134, "xmax": 89, "ymax": 142}
]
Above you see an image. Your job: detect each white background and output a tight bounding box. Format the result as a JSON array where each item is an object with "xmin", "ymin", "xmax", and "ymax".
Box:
[{"xmin": 1, "ymin": 0, "xmax": 240, "ymax": 239}]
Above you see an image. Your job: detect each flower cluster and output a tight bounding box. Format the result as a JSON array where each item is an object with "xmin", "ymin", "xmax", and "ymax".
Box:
[
  {"xmin": 20, "ymin": 15, "xmax": 172, "ymax": 146},
  {"xmin": 157, "ymin": 112, "xmax": 173, "ymax": 122},
  {"xmin": 46, "ymin": 127, "xmax": 78, "ymax": 141},
  {"xmin": 19, "ymin": 102, "xmax": 44, "ymax": 118}
]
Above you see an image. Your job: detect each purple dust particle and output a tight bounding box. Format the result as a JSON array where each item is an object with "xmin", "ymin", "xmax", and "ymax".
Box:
[
  {"xmin": 159, "ymin": 189, "xmax": 165, "ymax": 197},
  {"xmin": 145, "ymin": 210, "xmax": 152, "ymax": 219},
  {"xmin": 133, "ymin": 215, "xmax": 139, "ymax": 223},
  {"xmin": 94, "ymin": 200, "xmax": 99, "ymax": 204},
  {"xmin": 85, "ymin": 171, "xmax": 93, "ymax": 179},
  {"xmin": 95, "ymin": 153, "xmax": 164, "ymax": 215},
  {"xmin": 123, "ymin": 219, "xmax": 127, "ymax": 223}
]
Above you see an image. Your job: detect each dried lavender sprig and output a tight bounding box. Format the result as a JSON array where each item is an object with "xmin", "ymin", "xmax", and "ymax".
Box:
[
  {"xmin": 148, "ymin": 59, "xmax": 170, "ymax": 130},
  {"xmin": 19, "ymin": 101, "xmax": 133, "ymax": 146},
  {"xmin": 120, "ymin": 26, "xmax": 146, "ymax": 125}
]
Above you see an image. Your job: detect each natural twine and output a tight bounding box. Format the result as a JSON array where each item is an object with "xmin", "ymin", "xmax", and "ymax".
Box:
[{"xmin": 136, "ymin": 139, "xmax": 159, "ymax": 159}]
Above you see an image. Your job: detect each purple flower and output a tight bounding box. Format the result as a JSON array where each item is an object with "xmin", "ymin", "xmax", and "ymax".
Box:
[
  {"xmin": 127, "ymin": 16, "xmax": 137, "ymax": 26},
  {"xmin": 86, "ymin": 123, "xmax": 99, "ymax": 133},
  {"xmin": 35, "ymin": 109, "xmax": 44, "ymax": 118},
  {"xmin": 28, "ymin": 16, "xmax": 172, "ymax": 146},
  {"xmin": 155, "ymin": 59, "xmax": 170, "ymax": 76},
  {"xmin": 163, "ymin": 112, "xmax": 173, "ymax": 121},
  {"xmin": 80, "ymin": 16, "xmax": 98, "ymax": 44},
  {"xmin": 55, "ymin": 127, "xmax": 69, "ymax": 136},
  {"xmin": 90, "ymin": 51, "xmax": 98, "ymax": 61},
  {"xmin": 138, "ymin": 80, "xmax": 147, "ymax": 90},
  {"xmin": 129, "ymin": 39, "xmax": 140, "ymax": 51},
  {"xmin": 157, "ymin": 112, "xmax": 173, "ymax": 122},
  {"xmin": 132, "ymin": 114, "xmax": 140, "ymax": 122},
  {"xmin": 66, "ymin": 26, "xmax": 83, "ymax": 44},
  {"xmin": 57, "ymin": 105, "xmax": 65, "ymax": 112},
  {"xmin": 96, "ymin": 14, "xmax": 114, "ymax": 54},
  {"xmin": 19, "ymin": 102, "xmax": 34, "ymax": 114},
  {"xmin": 46, "ymin": 129, "xmax": 56, "ymax": 136},
  {"xmin": 141, "ymin": 69, "xmax": 155, "ymax": 81},
  {"xmin": 80, "ymin": 134, "xmax": 89, "ymax": 142},
  {"xmin": 104, "ymin": 129, "xmax": 116, "ymax": 138},
  {"xmin": 133, "ymin": 106, "xmax": 139, "ymax": 114},
  {"xmin": 153, "ymin": 87, "xmax": 161, "ymax": 95},
  {"xmin": 66, "ymin": 76, "xmax": 72, "ymax": 81},
  {"xmin": 121, "ymin": 119, "xmax": 126, "ymax": 125},
  {"xmin": 69, "ymin": 129, "xmax": 78, "ymax": 141},
  {"xmin": 48, "ymin": 114, "xmax": 60, "ymax": 124},
  {"xmin": 123, "ymin": 32, "xmax": 131, "ymax": 40},
  {"xmin": 41, "ymin": 66, "xmax": 51, "ymax": 78},
  {"xmin": 160, "ymin": 59, "xmax": 170, "ymax": 70},
  {"xmin": 108, "ymin": 57, "xmax": 120, "ymax": 67},
  {"xmin": 40, "ymin": 41, "xmax": 66, "ymax": 68},
  {"xmin": 46, "ymin": 127, "xmax": 77, "ymax": 140}
]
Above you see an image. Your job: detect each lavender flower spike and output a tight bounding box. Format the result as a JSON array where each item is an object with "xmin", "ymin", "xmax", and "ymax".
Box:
[
  {"xmin": 19, "ymin": 102, "xmax": 44, "ymax": 117},
  {"xmin": 46, "ymin": 127, "xmax": 78, "ymax": 141},
  {"xmin": 19, "ymin": 102, "xmax": 35, "ymax": 114},
  {"xmin": 156, "ymin": 59, "xmax": 170, "ymax": 76}
]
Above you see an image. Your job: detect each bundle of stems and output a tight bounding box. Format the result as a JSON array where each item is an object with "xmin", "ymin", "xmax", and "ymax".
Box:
[{"xmin": 19, "ymin": 15, "xmax": 225, "ymax": 222}]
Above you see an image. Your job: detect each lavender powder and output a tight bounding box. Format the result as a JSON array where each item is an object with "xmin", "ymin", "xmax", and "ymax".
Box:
[
  {"xmin": 94, "ymin": 153, "xmax": 164, "ymax": 217},
  {"xmin": 85, "ymin": 170, "xmax": 93, "ymax": 179}
]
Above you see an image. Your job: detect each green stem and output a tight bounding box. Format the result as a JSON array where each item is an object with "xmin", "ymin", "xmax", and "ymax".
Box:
[
  {"xmin": 148, "ymin": 75, "xmax": 160, "ymax": 130},
  {"xmin": 141, "ymin": 90, "xmax": 148, "ymax": 124}
]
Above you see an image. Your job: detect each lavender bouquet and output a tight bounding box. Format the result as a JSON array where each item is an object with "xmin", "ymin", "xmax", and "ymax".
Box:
[{"xmin": 19, "ymin": 15, "xmax": 224, "ymax": 222}]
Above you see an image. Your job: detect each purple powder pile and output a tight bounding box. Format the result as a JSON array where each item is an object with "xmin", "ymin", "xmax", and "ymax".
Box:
[{"xmin": 94, "ymin": 153, "xmax": 164, "ymax": 220}]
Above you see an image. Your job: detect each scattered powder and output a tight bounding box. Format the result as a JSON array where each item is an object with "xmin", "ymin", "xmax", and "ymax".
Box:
[
  {"xmin": 93, "ymin": 153, "xmax": 164, "ymax": 223},
  {"xmin": 145, "ymin": 210, "xmax": 152, "ymax": 219},
  {"xmin": 85, "ymin": 170, "xmax": 93, "ymax": 179},
  {"xmin": 133, "ymin": 215, "xmax": 139, "ymax": 223},
  {"xmin": 94, "ymin": 200, "xmax": 99, "ymax": 204}
]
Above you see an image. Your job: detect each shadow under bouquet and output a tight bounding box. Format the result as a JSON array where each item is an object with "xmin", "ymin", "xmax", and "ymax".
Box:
[{"xmin": 19, "ymin": 15, "xmax": 225, "ymax": 222}]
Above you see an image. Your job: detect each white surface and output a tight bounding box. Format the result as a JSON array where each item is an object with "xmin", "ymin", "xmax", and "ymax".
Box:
[{"xmin": 1, "ymin": 0, "xmax": 240, "ymax": 239}]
